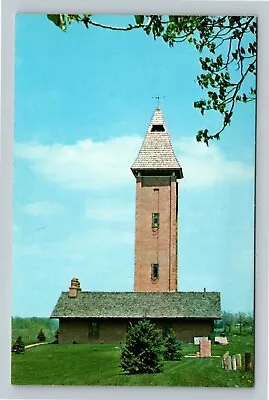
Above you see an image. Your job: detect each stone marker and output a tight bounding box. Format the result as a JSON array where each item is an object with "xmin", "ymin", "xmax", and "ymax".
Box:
[
  {"xmin": 222, "ymin": 351, "xmax": 229, "ymax": 369},
  {"xmin": 232, "ymin": 355, "xmax": 237, "ymax": 370},
  {"xmin": 200, "ymin": 338, "xmax": 211, "ymax": 357},
  {"xmin": 236, "ymin": 354, "xmax": 242, "ymax": 369},
  {"xmin": 215, "ymin": 336, "xmax": 228, "ymax": 345},
  {"xmin": 245, "ymin": 352, "xmax": 252, "ymax": 371},
  {"xmin": 194, "ymin": 336, "xmax": 208, "ymax": 345},
  {"xmin": 227, "ymin": 356, "xmax": 232, "ymax": 370}
]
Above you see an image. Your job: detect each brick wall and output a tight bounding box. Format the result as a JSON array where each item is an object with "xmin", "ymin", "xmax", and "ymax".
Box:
[
  {"xmin": 172, "ymin": 319, "xmax": 214, "ymax": 343},
  {"xmin": 134, "ymin": 175, "xmax": 178, "ymax": 292},
  {"xmin": 59, "ymin": 318, "xmax": 214, "ymax": 344},
  {"xmin": 59, "ymin": 318, "xmax": 128, "ymax": 344},
  {"xmin": 59, "ymin": 318, "xmax": 89, "ymax": 344}
]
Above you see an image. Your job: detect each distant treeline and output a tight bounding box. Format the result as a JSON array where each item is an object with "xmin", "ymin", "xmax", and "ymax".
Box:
[
  {"xmin": 12, "ymin": 311, "xmax": 254, "ymax": 346},
  {"xmin": 12, "ymin": 317, "xmax": 59, "ymax": 345},
  {"xmin": 214, "ymin": 311, "xmax": 254, "ymax": 336}
]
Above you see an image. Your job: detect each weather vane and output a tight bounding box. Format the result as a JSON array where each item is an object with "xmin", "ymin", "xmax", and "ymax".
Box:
[{"xmin": 152, "ymin": 96, "xmax": 165, "ymax": 108}]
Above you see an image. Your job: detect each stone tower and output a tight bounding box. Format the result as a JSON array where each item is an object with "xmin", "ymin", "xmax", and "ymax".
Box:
[{"xmin": 131, "ymin": 107, "xmax": 183, "ymax": 292}]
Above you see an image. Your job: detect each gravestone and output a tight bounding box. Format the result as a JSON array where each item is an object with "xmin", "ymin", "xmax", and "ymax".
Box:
[
  {"xmin": 236, "ymin": 354, "xmax": 242, "ymax": 369},
  {"xmin": 227, "ymin": 356, "xmax": 232, "ymax": 370},
  {"xmin": 245, "ymin": 352, "xmax": 252, "ymax": 371},
  {"xmin": 222, "ymin": 351, "xmax": 229, "ymax": 369},
  {"xmin": 199, "ymin": 338, "xmax": 211, "ymax": 357},
  {"xmin": 215, "ymin": 336, "xmax": 228, "ymax": 345},
  {"xmin": 194, "ymin": 336, "xmax": 208, "ymax": 345},
  {"xmin": 232, "ymin": 355, "xmax": 237, "ymax": 370}
]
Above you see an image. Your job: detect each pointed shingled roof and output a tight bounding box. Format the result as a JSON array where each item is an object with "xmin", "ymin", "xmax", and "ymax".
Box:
[{"xmin": 131, "ymin": 107, "xmax": 183, "ymax": 178}]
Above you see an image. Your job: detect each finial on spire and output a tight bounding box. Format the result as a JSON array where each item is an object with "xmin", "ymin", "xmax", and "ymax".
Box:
[{"xmin": 152, "ymin": 96, "xmax": 165, "ymax": 108}]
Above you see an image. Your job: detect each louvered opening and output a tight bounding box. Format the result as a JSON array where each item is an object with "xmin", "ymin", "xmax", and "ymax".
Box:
[{"xmin": 151, "ymin": 124, "xmax": 165, "ymax": 132}]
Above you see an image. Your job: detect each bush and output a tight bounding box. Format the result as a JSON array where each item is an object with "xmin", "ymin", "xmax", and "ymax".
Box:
[
  {"xmin": 12, "ymin": 336, "xmax": 25, "ymax": 354},
  {"xmin": 120, "ymin": 319, "xmax": 163, "ymax": 374},
  {"xmin": 54, "ymin": 328, "xmax": 59, "ymax": 342},
  {"xmin": 37, "ymin": 329, "xmax": 46, "ymax": 342},
  {"xmin": 49, "ymin": 329, "xmax": 59, "ymax": 344},
  {"xmin": 163, "ymin": 329, "xmax": 182, "ymax": 361}
]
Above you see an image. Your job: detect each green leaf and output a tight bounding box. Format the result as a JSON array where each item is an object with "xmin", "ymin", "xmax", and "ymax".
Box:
[
  {"xmin": 47, "ymin": 14, "xmax": 66, "ymax": 31},
  {"xmin": 134, "ymin": 15, "xmax": 144, "ymax": 25}
]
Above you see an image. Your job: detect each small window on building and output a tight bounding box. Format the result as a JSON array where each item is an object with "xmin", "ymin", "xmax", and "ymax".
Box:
[
  {"xmin": 151, "ymin": 263, "xmax": 159, "ymax": 280},
  {"xmin": 152, "ymin": 212, "xmax": 160, "ymax": 228},
  {"xmin": 151, "ymin": 124, "xmax": 165, "ymax": 132},
  {"xmin": 89, "ymin": 321, "xmax": 99, "ymax": 338}
]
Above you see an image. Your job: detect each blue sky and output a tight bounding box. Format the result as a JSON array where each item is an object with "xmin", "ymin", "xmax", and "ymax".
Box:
[{"xmin": 13, "ymin": 15, "xmax": 255, "ymax": 317}]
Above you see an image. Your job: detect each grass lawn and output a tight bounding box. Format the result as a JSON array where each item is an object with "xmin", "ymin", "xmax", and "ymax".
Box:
[{"xmin": 11, "ymin": 335, "xmax": 254, "ymax": 387}]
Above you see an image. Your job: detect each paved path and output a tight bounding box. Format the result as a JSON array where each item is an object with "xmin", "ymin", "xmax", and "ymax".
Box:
[{"xmin": 25, "ymin": 342, "xmax": 48, "ymax": 349}]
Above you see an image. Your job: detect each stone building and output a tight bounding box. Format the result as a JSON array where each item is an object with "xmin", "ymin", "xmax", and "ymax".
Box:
[{"xmin": 51, "ymin": 107, "xmax": 221, "ymax": 344}]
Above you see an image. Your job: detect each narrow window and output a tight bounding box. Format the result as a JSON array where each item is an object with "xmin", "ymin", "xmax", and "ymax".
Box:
[
  {"xmin": 89, "ymin": 321, "xmax": 99, "ymax": 338},
  {"xmin": 151, "ymin": 263, "xmax": 159, "ymax": 280},
  {"xmin": 152, "ymin": 212, "xmax": 160, "ymax": 228}
]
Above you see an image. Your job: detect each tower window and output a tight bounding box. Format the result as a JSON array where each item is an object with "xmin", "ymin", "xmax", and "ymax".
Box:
[
  {"xmin": 152, "ymin": 212, "xmax": 160, "ymax": 228},
  {"xmin": 151, "ymin": 124, "xmax": 165, "ymax": 132},
  {"xmin": 151, "ymin": 263, "xmax": 159, "ymax": 280}
]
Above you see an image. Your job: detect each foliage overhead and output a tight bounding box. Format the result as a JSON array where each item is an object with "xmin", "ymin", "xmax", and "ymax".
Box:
[
  {"xmin": 37, "ymin": 328, "xmax": 46, "ymax": 342},
  {"xmin": 47, "ymin": 14, "xmax": 256, "ymax": 145},
  {"xmin": 120, "ymin": 319, "xmax": 163, "ymax": 374}
]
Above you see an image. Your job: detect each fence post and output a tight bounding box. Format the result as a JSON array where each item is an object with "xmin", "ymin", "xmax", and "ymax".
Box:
[
  {"xmin": 222, "ymin": 351, "xmax": 229, "ymax": 369},
  {"xmin": 227, "ymin": 356, "xmax": 232, "ymax": 370},
  {"xmin": 232, "ymin": 355, "xmax": 237, "ymax": 370},
  {"xmin": 245, "ymin": 352, "xmax": 252, "ymax": 371}
]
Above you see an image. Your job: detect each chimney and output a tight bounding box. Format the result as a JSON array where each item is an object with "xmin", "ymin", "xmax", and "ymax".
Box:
[{"xmin": 68, "ymin": 277, "xmax": 81, "ymax": 298}]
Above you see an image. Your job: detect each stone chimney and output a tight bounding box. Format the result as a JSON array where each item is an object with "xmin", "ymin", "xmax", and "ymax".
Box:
[{"xmin": 68, "ymin": 277, "xmax": 81, "ymax": 298}]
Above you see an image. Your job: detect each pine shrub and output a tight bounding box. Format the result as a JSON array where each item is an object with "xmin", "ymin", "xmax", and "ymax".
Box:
[
  {"xmin": 12, "ymin": 336, "xmax": 25, "ymax": 354},
  {"xmin": 163, "ymin": 329, "xmax": 182, "ymax": 361},
  {"xmin": 54, "ymin": 328, "xmax": 59, "ymax": 343},
  {"xmin": 120, "ymin": 319, "xmax": 163, "ymax": 374},
  {"xmin": 37, "ymin": 329, "xmax": 46, "ymax": 342}
]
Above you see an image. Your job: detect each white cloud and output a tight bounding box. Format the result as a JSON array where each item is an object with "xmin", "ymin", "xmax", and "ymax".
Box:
[
  {"xmin": 21, "ymin": 200, "xmax": 65, "ymax": 216},
  {"xmin": 15, "ymin": 136, "xmax": 141, "ymax": 191},
  {"xmin": 15, "ymin": 135, "xmax": 254, "ymax": 191},
  {"xmin": 174, "ymin": 138, "xmax": 254, "ymax": 188},
  {"xmin": 85, "ymin": 198, "xmax": 135, "ymax": 222}
]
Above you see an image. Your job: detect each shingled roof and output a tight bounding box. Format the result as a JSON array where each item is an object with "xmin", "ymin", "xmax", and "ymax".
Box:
[
  {"xmin": 51, "ymin": 291, "xmax": 221, "ymax": 319},
  {"xmin": 131, "ymin": 107, "xmax": 183, "ymax": 178}
]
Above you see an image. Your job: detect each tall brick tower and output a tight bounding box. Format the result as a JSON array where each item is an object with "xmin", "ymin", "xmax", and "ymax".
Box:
[{"xmin": 131, "ymin": 107, "xmax": 183, "ymax": 292}]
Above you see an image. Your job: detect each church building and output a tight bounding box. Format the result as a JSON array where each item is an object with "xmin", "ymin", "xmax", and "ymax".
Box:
[{"xmin": 51, "ymin": 107, "xmax": 221, "ymax": 344}]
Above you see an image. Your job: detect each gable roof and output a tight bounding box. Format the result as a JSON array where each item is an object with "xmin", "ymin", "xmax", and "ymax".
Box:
[
  {"xmin": 131, "ymin": 107, "xmax": 183, "ymax": 178},
  {"xmin": 51, "ymin": 291, "xmax": 221, "ymax": 319}
]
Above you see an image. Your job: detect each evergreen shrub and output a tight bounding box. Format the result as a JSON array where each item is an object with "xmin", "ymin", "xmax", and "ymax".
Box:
[
  {"xmin": 163, "ymin": 329, "xmax": 182, "ymax": 361},
  {"xmin": 12, "ymin": 336, "xmax": 25, "ymax": 354},
  {"xmin": 120, "ymin": 319, "xmax": 163, "ymax": 374}
]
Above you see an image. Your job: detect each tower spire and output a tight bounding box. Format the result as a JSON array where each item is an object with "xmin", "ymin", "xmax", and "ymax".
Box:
[{"xmin": 131, "ymin": 107, "xmax": 183, "ymax": 179}]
